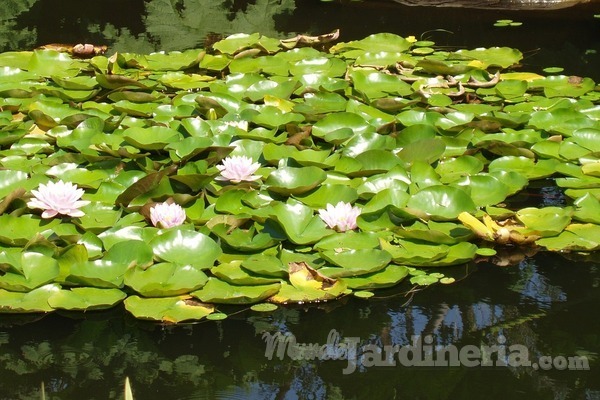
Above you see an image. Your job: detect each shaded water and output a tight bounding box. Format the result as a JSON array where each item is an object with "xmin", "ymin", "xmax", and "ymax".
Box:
[
  {"xmin": 2, "ymin": 0, "xmax": 600, "ymax": 77},
  {"xmin": 1, "ymin": 251, "xmax": 599, "ymax": 399},
  {"xmin": 1, "ymin": 1, "xmax": 600, "ymax": 399}
]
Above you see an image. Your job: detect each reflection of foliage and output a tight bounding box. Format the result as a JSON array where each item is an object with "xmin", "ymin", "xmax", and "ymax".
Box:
[
  {"xmin": 99, "ymin": 0, "xmax": 296, "ymax": 53},
  {"xmin": 0, "ymin": 0, "xmax": 38, "ymax": 51},
  {"xmin": 0, "ymin": 318, "xmax": 212, "ymax": 399}
]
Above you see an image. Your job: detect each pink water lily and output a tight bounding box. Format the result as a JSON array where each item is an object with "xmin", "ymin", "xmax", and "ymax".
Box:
[
  {"xmin": 318, "ymin": 201, "xmax": 361, "ymax": 232},
  {"xmin": 27, "ymin": 180, "xmax": 90, "ymax": 219},
  {"xmin": 150, "ymin": 202, "xmax": 186, "ymax": 228},
  {"xmin": 216, "ymin": 155, "xmax": 261, "ymax": 183}
]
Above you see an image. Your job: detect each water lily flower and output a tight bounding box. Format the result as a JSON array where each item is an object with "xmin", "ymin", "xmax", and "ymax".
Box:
[
  {"xmin": 318, "ymin": 201, "xmax": 361, "ymax": 232},
  {"xmin": 27, "ymin": 180, "xmax": 90, "ymax": 219},
  {"xmin": 150, "ymin": 202, "xmax": 186, "ymax": 228},
  {"xmin": 216, "ymin": 155, "xmax": 262, "ymax": 183}
]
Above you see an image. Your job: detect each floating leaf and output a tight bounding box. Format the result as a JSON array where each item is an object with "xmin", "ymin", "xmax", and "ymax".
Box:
[
  {"xmin": 125, "ymin": 263, "xmax": 209, "ymax": 297},
  {"xmin": 0, "ymin": 251, "xmax": 60, "ymax": 292},
  {"xmin": 250, "ymin": 303, "xmax": 278, "ymax": 312},
  {"xmin": 318, "ymin": 249, "xmax": 392, "ymax": 278},
  {"xmin": 516, "ymin": 206, "xmax": 573, "ymax": 236},
  {"xmin": 265, "ymin": 166, "xmax": 327, "ymax": 195},
  {"xmin": 0, "ymin": 284, "xmax": 60, "ymax": 313},
  {"xmin": 124, "ymin": 295, "xmax": 214, "ymax": 323},
  {"xmin": 150, "ymin": 229, "xmax": 222, "ymax": 269},
  {"xmin": 342, "ymin": 265, "xmax": 409, "ymax": 290},
  {"xmin": 211, "ymin": 260, "xmax": 280, "ymax": 285},
  {"xmin": 406, "ymin": 185, "xmax": 476, "ymax": 219},
  {"xmin": 191, "ymin": 278, "xmax": 280, "ymax": 305},
  {"xmin": 48, "ymin": 287, "xmax": 126, "ymax": 311}
]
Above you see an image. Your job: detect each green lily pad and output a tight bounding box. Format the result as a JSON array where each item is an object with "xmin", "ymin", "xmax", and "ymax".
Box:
[
  {"xmin": 250, "ymin": 303, "xmax": 278, "ymax": 312},
  {"xmin": 0, "ymin": 283, "xmax": 60, "ymax": 313},
  {"xmin": 453, "ymin": 174, "xmax": 511, "ymax": 207},
  {"xmin": 318, "ymin": 249, "xmax": 392, "ymax": 278},
  {"xmin": 573, "ymin": 193, "xmax": 600, "ymax": 224},
  {"xmin": 410, "ymin": 274, "xmax": 440, "ymax": 286},
  {"xmin": 456, "ymin": 47, "xmax": 522, "ymax": 69},
  {"xmin": 47, "ymin": 287, "xmax": 126, "ymax": 311},
  {"xmin": 265, "ymin": 166, "xmax": 327, "ymax": 195},
  {"xmin": 124, "ymin": 295, "xmax": 214, "ymax": 323},
  {"xmin": 211, "ymin": 260, "xmax": 281, "ymax": 285},
  {"xmin": 314, "ymin": 231, "xmax": 381, "ymax": 251},
  {"xmin": 67, "ymin": 258, "xmax": 128, "ymax": 289},
  {"xmin": 241, "ymin": 254, "xmax": 287, "ymax": 278},
  {"xmin": 397, "ymin": 138, "xmax": 446, "ymax": 165},
  {"xmin": 267, "ymin": 201, "xmax": 333, "ymax": 245},
  {"xmin": 536, "ymin": 224, "xmax": 600, "ymax": 251},
  {"xmin": 0, "ymin": 215, "xmax": 61, "ymax": 246},
  {"xmin": 311, "ymin": 112, "xmax": 374, "ymax": 139},
  {"xmin": 0, "ymin": 251, "xmax": 60, "ymax": 292},
  {"xmin": 210, "ymin": 223, "xmax": 279, "ymax": 252},
  {"xmin": 150, "ymin": 229, "xmax": 221, "ymax": 269},
  {"xmin": 342, "ymin": 265, "xmax": 409, "ymax": 290},
  {"xmin": 268, "ymin": 280, "xmax": 347, "ymax": 304},
  {"xmin": 191, "ymin": 278, "xmax": 280, "ymax": 305},
  {"xmin": 516, "ymin": 206, "xmax": 573, "ymax": 236},
  {"xmin": 125, "ymin": 262, "xmax": 209, "ymax": 297},
  {"xmin": 406, "ymin": 185, "xmax": 476, "ymax": 220},
  {"xmin": 380, "ymin": 238, "xmax": 448, "ymax": 265},
  {"xmin": 293, "ymin": 184, "xmax": 358, "ymax": 208},
  {"xmin": 488, "ymin": 156, "xmax": 558, "ymax": 180},
  {"xmin": 123, "ymin": 126, "xmax": 182, "ymax": 150},
  {"xmin": 395, "ymin": 220, "xmax": 473, "ymax": 245}
]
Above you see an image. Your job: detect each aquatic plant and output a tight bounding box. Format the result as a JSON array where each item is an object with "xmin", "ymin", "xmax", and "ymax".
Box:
[
  {"xmin": 0, "ymin": 31, "xmax": 599, "ymax": 322},
  {"xmin": 216, "ymin": 155, "xmax": 262, "ymax": 183},
  {"xmin": 150, "ymin": 202, "xmax": 187, "ymax": 228},
  {"xmin": 318, "ymin": 201, "xmax": 361, "ymax": 232},
  {"xmin": 27, "ymin": 180, "xmax": 90, "ymax": 219}
]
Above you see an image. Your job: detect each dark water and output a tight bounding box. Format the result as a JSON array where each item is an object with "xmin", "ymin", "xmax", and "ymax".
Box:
[
  {"xmin": 1, "ymin": 251, "xmax": 599, "ymax": 399},
  {"xmin": 1, "ymin": 1, "xmax": 600, "ymax": 399},
  {"xmin": 2, "ymin": 0, "xmax": 600, "ymax": 78}
]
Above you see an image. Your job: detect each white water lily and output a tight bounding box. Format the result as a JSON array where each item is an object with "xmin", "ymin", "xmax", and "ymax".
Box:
[
  {"xmin": 150, "ymin": 202, "xmax": 186, "ymax": 228},
  {"xmin": 27, "ymin": 180, "xmax": 90, "ymax": 219},
  {"xmin": 216, "ymin": 155, "xmax": 261, "ymax": 183},
  {"xmin": 318, "ymin": 201, "xmax": 361, "ymax": 232}
]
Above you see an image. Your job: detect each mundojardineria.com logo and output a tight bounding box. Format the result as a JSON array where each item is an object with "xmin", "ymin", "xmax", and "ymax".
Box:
[{"xmin": 262, "ymin": 329, "xmax": 590, "ymax": 375}]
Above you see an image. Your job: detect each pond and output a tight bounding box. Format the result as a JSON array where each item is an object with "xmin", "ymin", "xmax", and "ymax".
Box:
[{"xmin": 1, "ymin": 0, "xmax": 600, "ymax": 399}]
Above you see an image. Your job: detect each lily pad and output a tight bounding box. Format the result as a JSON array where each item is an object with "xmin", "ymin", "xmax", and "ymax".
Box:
[
  {"xmin": 265, "ymin": 166, "xmax": 327, "ymax": 195},
  {"xmin": 191, "ymin": 278, "xmax": 280, "ymax": 305},
  {"xmin": 150, "ymin": 229, "xmax": 222, "ymax": 269},
  {"xmin": 342, "ymin": 265, "xmax": 409, "ymax": 290},
  {"xmin": 516, "ymin": 206, "xmax": 573, "ymax": 236},
  {"xmin": 125, "ymin": 263, "xmax": 209, "ymax": 297},
  {"xmin": 0, "ymin": 284, "xmax": 60, "ymax": 313},
  {"xmin": 0, "ymin": 251, "xmax": 60, "ymax": 292},
  {"xmin": 47, "ymin": 287, "xmax": 126, "ymax": 311},
  {"xmin": 124, "ymin": 295, "xmax": 214, "ymax": 323},
  {"xmin": 406, "ymin": 185, "xmax": 476, "ymax": 220},
  {"xmin": 318, "ymin": 249, "xmax": 392, "ymax": 278},
  {"xmin": 211, "ymin": 260, "xmax": 281, "ymax": 285}
]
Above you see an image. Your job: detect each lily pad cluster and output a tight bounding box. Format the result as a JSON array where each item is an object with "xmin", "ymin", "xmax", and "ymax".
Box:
[{"xmin": 0, "ymin": 32, "xmax": 599, "ymax": 322}]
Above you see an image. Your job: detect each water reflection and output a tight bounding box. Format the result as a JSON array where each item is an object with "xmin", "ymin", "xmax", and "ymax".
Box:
[
  {"xmin": 1, "ymin": 0, "xmax": 297, "ymax": 54},
  {"xmin": 0, "ymin": 252, "xmax": 598, "ymax": 399},
  {"xmin": 2, "ymin": 0, "xmax": 600, "ymax": 79}
]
